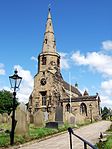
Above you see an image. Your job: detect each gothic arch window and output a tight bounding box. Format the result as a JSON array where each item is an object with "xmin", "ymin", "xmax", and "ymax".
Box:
[
  {"xmin": 57, "ymin": 58, "xmax": 60, "ymax": 67},
  {"xmin": 45, "ymin": 39, "xmax": 47, "ymax": 44},
  {"xmin": 42, "ymin": 56, "xmax": 46, "ymax": 65},
  {"xmin": 42, "ymin": 96, "xmax": 46, "ymax": 106},
  {"xmin": 80, "ymin": 103, "xmax": 87, "ymax": 116},
  {"xmin": 66, "ymin": 103, "xmax": 70, "ymax": 112},
  {"xmin": 40, "ymin": 91, "xmax": 47, "ymax": 106}
]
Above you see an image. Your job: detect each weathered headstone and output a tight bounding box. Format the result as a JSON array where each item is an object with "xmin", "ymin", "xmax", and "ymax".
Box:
[
  {"xmin": 44, "ymin": 111, "xmax": 49, "ymax": 122},
  {"xmin": 2, "ymin": 113, "xmax": 8, "ymax": 123},
  {"xmin": 55, "ymin": 105, "xmax": 63, "ymax": 124},
  {"xmin": 34, "ymin": 110, "xmax": 44, "ymax": 127},
  {"xmin": 49, "ymin": 111, "xmax": 55, "ymax": 122},
  {"xmin": 15, "ymin": 105, "xmax": 29, "ymax": 135},
  {"xmin": 30, "ymin": 114, "xmax": 34, "ymax": 123},
  {"xmin": 65, "ymin": 112, "xmax": 75, "ymax": 125},
  {"xmin": 19, "ymin": 102, "xmax": 27, "ymax": 112},
  {"xmin": 69, "ymin": 116, "xmax": 75, "ymax": 125},
  {"xmin": 26, "ymin": 111, "xmax": 30, "ymax": 124}
]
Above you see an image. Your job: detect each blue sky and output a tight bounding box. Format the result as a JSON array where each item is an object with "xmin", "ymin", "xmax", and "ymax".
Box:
[{"xmin": 0, "ymin": 0, "xmax": 112, "ymax": 107}]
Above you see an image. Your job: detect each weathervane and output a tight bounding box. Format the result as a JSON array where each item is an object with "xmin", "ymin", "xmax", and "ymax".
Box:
[{"xmin": 48, "ymin": 3, "xmax": 51, "ymax": 11}]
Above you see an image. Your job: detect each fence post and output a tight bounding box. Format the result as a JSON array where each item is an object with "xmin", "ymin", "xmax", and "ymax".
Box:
[
  {"xmin": 84, "ymin": 142, "xmax": 87, "ymax": 149},
  {"xmin": 68, "ymin": 127, "xmax": 73, "ymax": 149}
]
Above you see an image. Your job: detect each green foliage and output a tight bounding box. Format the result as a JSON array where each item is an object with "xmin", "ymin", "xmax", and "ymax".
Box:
[
  {"xmin": 29, "ymin": 126, "xmax": 58, "ymax": 139},
  {"xmin": 0, "ymin": 133, "xmax": 10, "ymax": 147},
  {"xmin": 105, "ymin": 136, "xmax": 112, "ymax": 149},
  {"xmin": 0, "ymin": 90, "xmax": 19, "ymax": 115},
  {"xmin": 101, "ymin": 107, "xmax": 110, "ymax": 120},
  {"xmin": 96, "ymin": 124, "xmax": 112, "ymax": 149}
]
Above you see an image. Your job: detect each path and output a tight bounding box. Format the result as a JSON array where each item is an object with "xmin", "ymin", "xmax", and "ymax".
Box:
[{"xmin": 19, "ymin": 121, "xmax": 111, "ymax": 149}]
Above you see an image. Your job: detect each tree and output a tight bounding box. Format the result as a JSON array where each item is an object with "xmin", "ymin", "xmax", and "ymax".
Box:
[
  {"xmin": 0, "ymin": 90, "xmax": 19, "ymax": 115},
  {"xmin": 101, "ymin": 106, "xmax": 110, "ymax": 120}
]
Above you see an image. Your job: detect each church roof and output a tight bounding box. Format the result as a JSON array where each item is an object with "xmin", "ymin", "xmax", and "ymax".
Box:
[
  {"xmin": 62, "ymin": 80, "xmax": 82, "ymax": 96},
  {"xmin": 63, "ymin": 94, "xmax": 98, "ymax": 103}
]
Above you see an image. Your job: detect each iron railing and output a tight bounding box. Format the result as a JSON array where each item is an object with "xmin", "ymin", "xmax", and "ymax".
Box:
[{"xmin": 68, "ymin": 127, "xmax": 98, "ymax": 149}]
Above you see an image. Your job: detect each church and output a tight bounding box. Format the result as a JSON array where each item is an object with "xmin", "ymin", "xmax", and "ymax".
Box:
[{"xmin": 28, "ymin": 9, "xmax": 101, "ymax": 124}]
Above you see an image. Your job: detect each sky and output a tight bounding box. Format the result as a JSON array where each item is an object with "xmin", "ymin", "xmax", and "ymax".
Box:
[{"xmin": 0, "ymin": 0, "xmax": 112, "ymax": 108}]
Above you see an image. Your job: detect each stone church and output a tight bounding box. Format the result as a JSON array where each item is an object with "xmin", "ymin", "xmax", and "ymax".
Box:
[{"xmin": 28, "ymin": 9, "xmax": 101, "ymax": 124}]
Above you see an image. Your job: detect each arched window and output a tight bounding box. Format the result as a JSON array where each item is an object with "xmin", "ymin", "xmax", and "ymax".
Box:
[
  {"xmin": 57, "ymin": 58, "xmax": 60, "ymax": 67},
  {"xmin": 42, "ymin": 56, "xmax": 46, "ymax": 65},
  {"xmin": 45, "ymin": 39, "xmax": 47, "ymax": 44},
  {"xmin": 66, "ymin": 103, "xmax": 70, "ymax": 112},
  {"xmin": 80, "ymin": 103, "xmax": 87, "ymax": 116},
  {"xmin": 40, "ymin": 91, "xmax": 47, "ymax": 106}
]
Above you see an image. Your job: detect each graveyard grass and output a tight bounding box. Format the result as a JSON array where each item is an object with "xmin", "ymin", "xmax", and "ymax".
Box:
[{"xmin": 0, "ymin": 123, "xmax": 71, "ymax": 148}]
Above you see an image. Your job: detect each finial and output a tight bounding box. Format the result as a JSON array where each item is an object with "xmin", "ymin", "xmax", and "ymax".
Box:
[
  {"xmin": 75, "ymin": 82, "xmax": 78, "ymax": 88},
  {"xmin": 48, "ymin": 3, "xmax": 51, "ymax": 11},
  {"xmin": 14, "ymin": 69, "xmax": 18, "ymax": 74}
]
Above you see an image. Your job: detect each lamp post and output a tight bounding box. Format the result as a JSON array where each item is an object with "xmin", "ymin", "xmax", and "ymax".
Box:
[
  {"xmin": 89, "ymin": 104, "xmax": 92, "ymax": 123},
  {"xmin": 9, "ymin": 69, "xmax": 22, "ymax": 145}
]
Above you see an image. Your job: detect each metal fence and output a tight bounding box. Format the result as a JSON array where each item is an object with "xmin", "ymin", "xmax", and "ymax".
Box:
[{"xmin": 68, "ymin": 127, "xmax": 98, "ymax": 149}]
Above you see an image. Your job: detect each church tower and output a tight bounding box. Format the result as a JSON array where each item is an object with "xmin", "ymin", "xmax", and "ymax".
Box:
[{"xmin": 29, "ymin": 9, "xmax": 64, "ymax": 116}]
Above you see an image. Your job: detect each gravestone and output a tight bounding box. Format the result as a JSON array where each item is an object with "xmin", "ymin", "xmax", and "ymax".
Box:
[
  {"xmin": 8, "ymin": 115, "xmax": 12, "ymax": 125},
  {"xmin": 55, "ymin": 105, "xmax": 63, "ymax": 124},
  {"xmin": 19, "ymin": 102, "xmax": 27, "ymax": 112},
  {"xmin": 34, "ymin": 110, "xmax": 44, "ymax": 127},
  {"xmin": 2, "ymin": 113, "xmax": 8, "ymax": 123},
  {"xmin": 69, "ymin": 115, "xmax": 75, "ymax": 125},
  {"xmin": 26, "ymin": 111, "xmax": 30, "ymax": 124},
  {"xmin": 65, "ymin": 112, "xmax": 75, "ymax": 125},
  {"xmin": 30, "ymin": 114, "xmax": 34, "ymax": 123},
  {"xmin": 49, "ymin": 112, "xmax": 55, "ymax": 121},
  {"xmin": 15, "ymin": 105, "xmax": 29, "ymax": 135},
  {"xmin": 0, "ymin": 114, "xmax": 2, "ymax": 124},
  {"xmin": 44, "ymin": 111, "xmax": 49, "ymax": 122},
  {"xmin": 46, "ymin": 122, "xmax": 58, "ymax": 129}
]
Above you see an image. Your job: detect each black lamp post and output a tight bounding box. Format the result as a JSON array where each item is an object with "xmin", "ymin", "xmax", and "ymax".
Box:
[
  {"xmin": 89, "ymin": 104, "xmax": 92, "ymax": 123},
  {"xmin": 9, "ymin": 69, "xmax": 22, "ymax": 145}
]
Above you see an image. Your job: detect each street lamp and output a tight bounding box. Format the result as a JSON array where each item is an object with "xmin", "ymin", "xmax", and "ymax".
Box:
[
  {"xmin": 9, "ymin": 69, "xmax": 22, "ymax": 145},
  {"xmin": 89, "ymin": 104, "xmax": 92, "ymax": 123}
]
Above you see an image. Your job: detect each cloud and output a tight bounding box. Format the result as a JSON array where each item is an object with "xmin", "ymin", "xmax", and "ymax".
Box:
[
  {"xmin": 71, "ymin": 51, "xmax": 112, "ymax": 77},
  {"xmin": 59, "ymin": 52, "xmax": 70, "ymax": 69},
  {"xmin": 0, "ymin": 63, "xmax": 5, "ymax": 75},
  {"xmin": 101, "ymin": 80, "xmax": 112, "ymax": 96},
  {"xmin": 100, "ymin": 95, "xmax": 112, "ymax": 108},
  {"xmin": 102, "ymin": 40, "xmax": 112, "ymax": 51},
  {"xmin": 31, "ymin": 56, "xmax": 38, "ymax": 62},
  {"xmin": 71, "ymin": 40, "xmax": 112, "ymax": 108},
  {"xmin": 13, "ymin": 65, "xmax": 33, "ymax": 103}
]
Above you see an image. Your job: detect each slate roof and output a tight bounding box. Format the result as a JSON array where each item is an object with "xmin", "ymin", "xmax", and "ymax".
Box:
[{"xmin": 62, "ymin": 80, "xmax": 82, "ymax": 96}]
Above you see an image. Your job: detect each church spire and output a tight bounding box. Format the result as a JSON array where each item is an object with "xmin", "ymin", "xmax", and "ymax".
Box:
[{"xmin": 42, "ymin": 9, "xmax": 56, "ymax": 53}]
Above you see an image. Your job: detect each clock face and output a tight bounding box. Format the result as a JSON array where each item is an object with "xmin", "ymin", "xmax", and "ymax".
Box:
[
  {"xmin": 40, "ymin": 78, "xmax": 46, "ymax": 85},
  {"xmin": 50, "ymin": 61, "xmax": 55, "ymax": 66}
]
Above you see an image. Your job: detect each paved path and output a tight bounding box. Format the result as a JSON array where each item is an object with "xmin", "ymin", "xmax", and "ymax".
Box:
[{"xmin": 19, "ymin": 121, "xmax": 111, "ymax": 149}]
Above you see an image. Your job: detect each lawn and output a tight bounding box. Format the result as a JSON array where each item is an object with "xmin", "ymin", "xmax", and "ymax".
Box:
[
  {"xmin": 0, "ymin": 120, "xmax": 92, "ymax": 148},
  {"xmin": 0, "ymin": 123, "xmax": 70, "ymax": 148}
]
